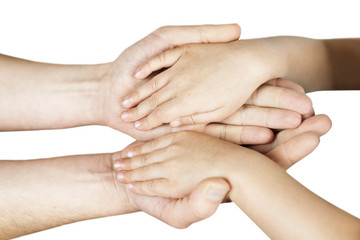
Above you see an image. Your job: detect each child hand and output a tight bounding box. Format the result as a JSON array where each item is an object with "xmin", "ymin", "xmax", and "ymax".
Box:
[
  {"xmin": 120, "ymin": 39, "xmax": 281, "ymax": 130},
  {"xmin": 113, "ymin": 125, "xmax": 322, "ymax": 198}
]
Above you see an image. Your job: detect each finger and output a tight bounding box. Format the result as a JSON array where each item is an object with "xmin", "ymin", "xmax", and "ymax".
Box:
[
  {"xmin": 134, "ymin": 99, "xmax": 186, "ymax": 130},
  {"xmin": 245, "ymin": 85, "xmax": 313, "ymax": 115},
  {"xmin": 135, "ymin": 47, "xmax": 184, "ymax": 79},
  {"xmin": 126, "ymin": 179, "xmax": 170, "ymax": 197},
  {"xmin": 265, "ymin": 78, "xmax": 305, "ymax": 94},
  {"xmin": 252, "ymin": 114, "xmax": 332, "ymax": 153},
  {"xmin": 121, "ymin": 71, "xmax": 172, "ymax": 109},
  {"xmin": 221, "ymin": 105, "xmax": 301, "ymax": 129},
  {"xmin": 153, "ymin": 24, "xmax": 241, "ymax": 49},
  {"xmin": 116, "ymin": 163, "xmax": 163, "ymax": 184},
  {"xmin": 122, "ymin": 88, "xmax": 175, "ymax": 122},
  {"xmin": 203, "ymin": 124, "xmax": 273, "ymax": 145},
  {"xmin": 266, "ymin": 132, "xmax": 320, "ymax": 170},
  {"xmin": 112, "ymin": 141, "xmax": 144, "ymax": 162},
  {"xmin": 154, "ymin": 178, "xmax": 230, "ymax": 229},
  {"xmin": 120, "ymin": 134, "xmax": 173, "ymax": 158},
  {"xmin": 170, "ymin": 108, "xmax": 226, "ymax": 128},
  {"xmin": 116, "ymin": 148, "xmax": 169, "ymax": 171}
]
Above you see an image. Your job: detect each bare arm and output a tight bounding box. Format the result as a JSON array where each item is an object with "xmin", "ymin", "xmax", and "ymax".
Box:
[
  {"xmin": 0, "ymin": 153, "xmax": 135, "ymax": 239},
  {"xmin": 227, "ymin": 149, "xmax": 360, "ymax": 240},
  {"xmin": 323, "ymin": 38, "xmax": 360, "ymax": 90},
  {"xmin": 255, "ymin": 36, "xmax": 360, "ymax": 91},
  {"xmin": 0, "ymin": 54, "xmax": 106, "ymax": 131}
]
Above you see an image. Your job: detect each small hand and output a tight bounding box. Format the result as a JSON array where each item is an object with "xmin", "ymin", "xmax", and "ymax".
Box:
[
  {"xmin": 113, "ymin": 114, "xmax": 330, "ymax": 198},
  {"xmin": 120, "ymin": 39, "xmax": 281, "ymax": 130},
  {"xmin": 99, "ymin": 24, "xmax": 241, "ymax": 141}
]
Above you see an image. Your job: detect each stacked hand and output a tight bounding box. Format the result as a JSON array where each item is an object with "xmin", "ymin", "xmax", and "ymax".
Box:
[{"xmin": 105, "ymin": 25, "xmax": 331, "ymax": 228}]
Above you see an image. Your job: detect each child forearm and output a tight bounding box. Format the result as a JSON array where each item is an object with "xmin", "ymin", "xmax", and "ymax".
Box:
[
  {"xmin": 323, "ymin": 38, "xmax": 360, "ymax": 90},
  {"xmin": 227, "ymin": 151, "xmax": 360, "ymax": 240}
]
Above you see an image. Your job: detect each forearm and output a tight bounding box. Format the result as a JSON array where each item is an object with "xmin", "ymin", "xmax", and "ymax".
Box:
[
  {"xmin": 323, "ymin": 38, "xmax": 360, "ymax": 90},
  {"xmin": 0, "ymin": 153, "xmax": 137, "ymax": 239},
  {"xmin": 226, "ymin": 150, "xmax": 360, "ymax": 240},
  {"xmin": 0, "ymin": 54, "xmax": 109, "ymax": 131},
  {"xmin": 256, "ymin": 36, "xmax": 333, "ymax": 92}
]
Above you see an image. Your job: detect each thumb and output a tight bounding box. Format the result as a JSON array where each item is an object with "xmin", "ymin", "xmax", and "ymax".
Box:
[{"xmin": 170, "ymin": 178, "xmax": 230, "ymax": 228}]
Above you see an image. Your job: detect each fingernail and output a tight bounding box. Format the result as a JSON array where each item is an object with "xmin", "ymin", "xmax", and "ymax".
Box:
[
  {"xmin": 135, "ymin": 70, "xmax": 142, "ymax": 79},
  {"xmin": 117, "ymin": 172, "xmax": 124, "ymax": 180},
  {"xmin": 134, "ymin": 121, "xmax": 141, "ymax": 129},
  {"xmin": 114, "ymin": 160, "xmax": 124, "ymax": 170},
  {"xmin": 121, "ymin": 111, "xmax": 129, "ymax": 120},
  {"xmin": 127, "ymin": 151, "xmax": 134, "ymax": 158},
  {"xmin": 126, "ymin": 183, "xmax": 134, "ymax": 189},
  {"xmin": 170, "ymin": 120, "xmax": 181, "ymax": 127},
  {"xmin": 122, "ymin": 98, "xmax": 132, "ymax": 108},
  {"xmin": 207, "ymin": 187, "xmax": 227, "ymax": 201}
]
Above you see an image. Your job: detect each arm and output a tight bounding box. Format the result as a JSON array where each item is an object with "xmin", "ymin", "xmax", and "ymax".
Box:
[
  {"xmin": 0, "ymin": 153, "xmax": 230, "ymax": 239},
  {"xmin": 227, "ymin": 149, "xmax": 360, "ymax": 240},
  {"xmin": 0, "ymin": 153, "xmax": 135, "ymax": 239},
  {"xmin": 114, "ymin": 116, "xmax": 360, "ymax": 239},
  {"xmin": 245, "ymin": 37, "xmax": 360, "ymax": 91},
  {"xmin": 0, "ymin": 54, "xmax": 106, "ymax": 131},
  {"xmin": 0, "ymin": 24, "xmax": 240, "ymax": 136}
]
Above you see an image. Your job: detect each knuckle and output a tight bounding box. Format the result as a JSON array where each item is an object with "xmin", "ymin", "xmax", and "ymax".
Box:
[
  {"xmin": 159, "ymin": 51, "xmax": 167, "ymax": 65},
  {"xmin": 152, "ymin": 107, "xmax": 163, "ymax": 121},
  {"xmin": 141, "ymin": 153, "xmax": 150, "ymax": 165},
  {"xmin": 147, "ymin": 95, "xmax": 158, "ymax": 110},
  {"xmin": 147, "ymin": 77, "xmax": 159, "ymax": 92}
]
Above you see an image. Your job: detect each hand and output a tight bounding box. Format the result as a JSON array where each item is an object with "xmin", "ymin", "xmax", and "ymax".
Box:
[
  {"xmin": 126, "ymin": 177, "xmax": 230, "ymax": 228},
  {"xmin": 112, "ymin": 112, "xmax": 329, "ymax": 198},
  {"xmin": 173, "ymin": 78, "xmax": 314, "ymax": 145},
  {"xmin": 120, "ymin": 39, "xmax": 287, "ymax": 130},
  {"xmin": 98, "ymin": 24, "xmax": 241, "ymax": 141}
]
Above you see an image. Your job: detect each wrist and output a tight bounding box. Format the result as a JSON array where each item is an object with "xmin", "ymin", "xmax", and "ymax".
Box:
[{"xmin": 231, "ymin": 38, "xmax": 288, "ymax": 85}]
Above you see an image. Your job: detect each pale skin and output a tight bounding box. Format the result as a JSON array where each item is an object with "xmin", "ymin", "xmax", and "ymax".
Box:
[
  {"xmin": 121, "ymin": 37, "xmax": 360, "ymax": 130},
  {"xmin": 115, "ymin": 36, "xmax": 360, "ymax": 239},
  {"xmin": 114, "ymin": 116, "xmax": 360, "ymax": 239},
  {"xmin": 0, "ymin": 113, "xmax": 324, "ymax": 239},
  {"xmin": 0, "ymin": 24, "xmax": 316, "ymax": 239}
]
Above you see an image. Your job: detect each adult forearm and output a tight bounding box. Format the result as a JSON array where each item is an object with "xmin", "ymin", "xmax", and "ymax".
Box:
[
  {"xmin": 0, "ymin": 54, "xmax": 108, "ymax": 131},
  {"xmin": 227, "ymin": 151, "xmax": 360, "ymax": 240},
  {"xmin": 0, "ymin": 153, "xmax": 136, "ymax": 239}
]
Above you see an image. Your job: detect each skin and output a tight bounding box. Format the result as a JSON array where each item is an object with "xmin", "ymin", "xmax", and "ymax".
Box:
[
  {"xmin": 0, "ymin": 153, "xmax": 230, "ymax": 239},
  {"xmin": 120, "ymin": 37, "xmax": 360, "ymax": 130},
  {"xmin": 0, "ymin": 24, "xmax": 314, "ymax": 239},
  {"xmin": 114, "ymin": 116, "xmax": 360, "ymax": 239}
]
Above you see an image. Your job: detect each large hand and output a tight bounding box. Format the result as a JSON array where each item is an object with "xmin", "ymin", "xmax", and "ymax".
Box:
[
  {"xmin": 127, "ymin": 177, "xmax": 230, "ymax": 228},
  {"xmin": 99, "ymin": 24, "xmax": 241, "ymax": 141}
]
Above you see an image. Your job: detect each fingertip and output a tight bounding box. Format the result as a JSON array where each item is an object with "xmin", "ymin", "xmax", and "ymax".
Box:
[
  {"xmin": 114, "ymin": 160, "xmax": 124, "ymax": 171},
  {"xmin": 170, "ymin": 120, "xmax": 181, "ymax": 128}
]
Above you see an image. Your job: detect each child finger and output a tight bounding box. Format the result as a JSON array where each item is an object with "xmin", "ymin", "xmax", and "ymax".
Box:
[
  {"xmin": 134, "ymin": 47, "xmax": 184, "ymax": 79},
  {"xmin": 122, "ymin": 88, "xmax": 174, "ymax": 122},
  {"xmin": 120, "ymin": 134, "xmax": 173, "ymax": 158},
  {"xmin": 127, "ymin": 179, "xmax": 170, "ymax": 197},
  {"xmin": 115, "ymin": 148, "xmax": 170, "ymax": 171},
  {"xmin": 122, "ymin": 73, "xmax": 170, "ymax": 109},
  {"xmin": 116, "ymin": 162, "xmax": 164, "ymax": 184}
]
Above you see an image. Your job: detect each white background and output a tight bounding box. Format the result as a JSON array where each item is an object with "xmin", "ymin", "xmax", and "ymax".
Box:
[{"xmin": 0, "ymin": 0, "xmax": 359, "ymax": 239}]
